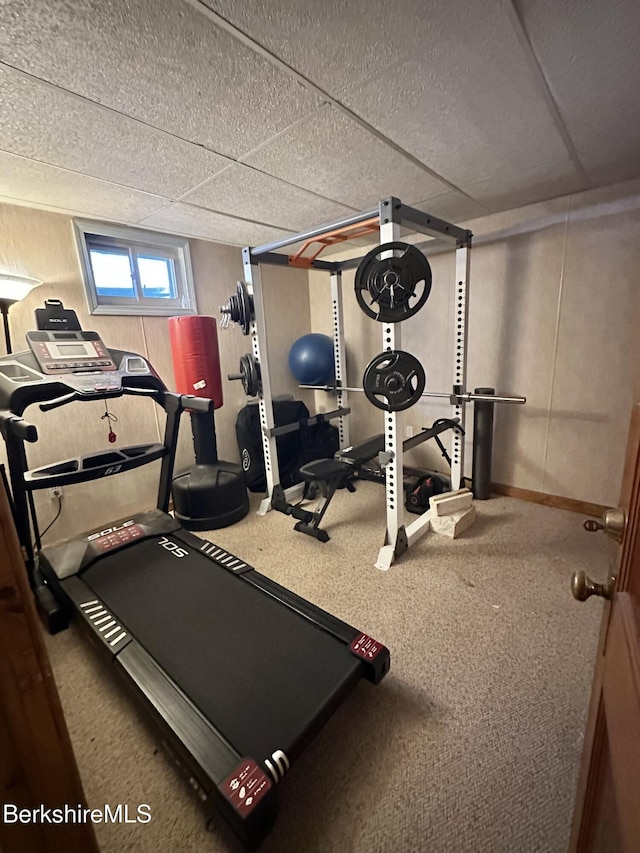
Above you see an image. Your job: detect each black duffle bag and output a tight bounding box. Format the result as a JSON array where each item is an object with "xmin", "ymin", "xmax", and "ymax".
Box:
[{"xmin": 236, "ymin": 400, "xmax": 340, "ymax": 493}]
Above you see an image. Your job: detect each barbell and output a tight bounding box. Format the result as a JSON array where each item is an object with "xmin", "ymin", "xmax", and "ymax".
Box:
[{"xmin": 299, "ymin": 382, "xmax": 526, "ymax": 406}]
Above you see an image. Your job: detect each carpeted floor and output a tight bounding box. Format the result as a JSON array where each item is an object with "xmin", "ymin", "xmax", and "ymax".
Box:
[{"xmin": 43, "ymin": 486, "xmax": 608, "ymax": 853}]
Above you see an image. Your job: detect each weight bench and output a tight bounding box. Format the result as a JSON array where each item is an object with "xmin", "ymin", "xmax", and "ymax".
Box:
[
  {"xmin": 273, "ymin": 420, "xmax": 463, "ymax": 543},
  {"xmin": 272, "ymin": 434, "xmax": 384, "ymax": 542}
]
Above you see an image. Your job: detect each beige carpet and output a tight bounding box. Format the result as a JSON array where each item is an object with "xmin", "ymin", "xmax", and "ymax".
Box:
[{"xmin": 43, "ymin": 486, "xmax": 608, "ymax": 853}]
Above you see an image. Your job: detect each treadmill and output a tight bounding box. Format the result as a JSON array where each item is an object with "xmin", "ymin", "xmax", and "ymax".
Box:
[{"xmin": 0, "ymin": 302, "xmax": 390, "ymax": 851}]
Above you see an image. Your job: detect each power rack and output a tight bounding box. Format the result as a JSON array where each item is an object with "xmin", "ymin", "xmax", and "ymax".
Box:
[{"xmin": 238, "ymin": 197, "xmax": 475, "ymax": 569}]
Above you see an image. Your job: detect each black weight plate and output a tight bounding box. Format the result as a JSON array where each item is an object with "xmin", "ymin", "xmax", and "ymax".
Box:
[
  {"xmin": 362, "ymin": 350, "xmax": 426, "ymax": 412},
  {"xmin": 220, "ymin": 281, "xmax": 254, "ymax": 335},
  {"xmin": 240, "ymin": 353, "xmax": 261, "ymax": 397},
  {"xmin": 228, "ymin": 353, "xmax": 261, "ymax": 396},
  {"xmin": 234, "ymin": 281, "xmax": 254, "ymax": 335},
  {"xmin": 355, "ymin": 242, "xmax": 432, "ymax": 323}
]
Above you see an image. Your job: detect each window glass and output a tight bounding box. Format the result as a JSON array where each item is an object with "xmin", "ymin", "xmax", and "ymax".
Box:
[
  {"xmin": 137, "ymin": 255, "xmax": 176, "ymax": 299},
  {"xmin": 89, "ymin": 249, "xmax": 136, "ymax": 298}
]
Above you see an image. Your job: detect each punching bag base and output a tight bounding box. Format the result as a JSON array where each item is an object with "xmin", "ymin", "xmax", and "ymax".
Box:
[{"xmin": 172, "ymin": 461, "xmax": 249, "ymax": 531}]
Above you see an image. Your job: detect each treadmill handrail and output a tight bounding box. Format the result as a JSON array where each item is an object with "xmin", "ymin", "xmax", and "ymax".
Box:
[
  {"xmin": 39, "ymin": 391, "xmax": 83, "ymax": 412},
  {"xmin": 177, "ymin": 393, "xmax": 213, "ymax": 414},
  {"xmin": 0, "ymin": 411, "xmax": 38, "ymax": 443},
  {"xmin": 38, "ymin": 387, "xmax": 214, "ymax": 415},
  {"xmin": 39, "ymin": 386, "xmax": 162, "ymax": 413}
]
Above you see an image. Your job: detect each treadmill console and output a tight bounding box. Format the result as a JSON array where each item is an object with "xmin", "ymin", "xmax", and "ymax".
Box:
[
  {"xmin": 27, "ymin": 330, "xmax": 116, "ymax": 375},
  {"xmin": 0, "ymin": 300, "xmax": 164, "ymax": 415}
]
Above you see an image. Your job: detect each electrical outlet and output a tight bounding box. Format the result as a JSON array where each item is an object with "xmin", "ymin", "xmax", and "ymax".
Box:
[
  {"xmin": 406, "ymin": 425, "xmax": 414, "ymax": 438},
  {"xmin": 48, "ymin": 487, "xmax": 63, "ymax": 500}
]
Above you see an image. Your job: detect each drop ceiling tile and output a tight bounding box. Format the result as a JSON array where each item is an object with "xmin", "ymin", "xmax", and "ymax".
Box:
[
  {"xmin": 243, "ymin": 107, "xmax": 448, "ymax": 209},
  {"xmin": 0, "ymin": 152, "xmax": 166, "ymax": 221},
  {"xmin": 514, "ymin": 0, "xmax": 640, "ymax": 186},
  {"xmin": 206, "ymin": 0, "xmax": 586, "ymax": 203},
  {"xmin": 413, "ymin": 192, "xmax": 489, "ymax": 224},
  {"xmin": 182, "ymin": 164, "xmax": 356, "ymax": 231},
  {"xmin": 464, "ymin": 164, "xmax": 584, "ymax": 213},
  {"xmin": 139, "ymin": 202, "xmax": 289, "ymax": 246},
  {"xmin": 341, "ymin": 49, "xmax": 581, "ymax": 193},
  {"xmin": 0, "ymin": 66, "xmax": 229, "ymax": 198},
  {"xmin": 0, "ymin": 0, "xmax": 320, "ymax": 159},
  {"xmin": 202, "ymin": 0, "xmax": 445, "ymax": 97}
]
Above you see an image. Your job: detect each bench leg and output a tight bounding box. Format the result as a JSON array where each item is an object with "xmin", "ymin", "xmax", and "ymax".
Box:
[{"xmin": 294, "ymin": 521, "xmax": 331, "ymax": 543}]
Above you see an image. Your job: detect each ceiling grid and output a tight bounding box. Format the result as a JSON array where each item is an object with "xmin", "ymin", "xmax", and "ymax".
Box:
[{"xmin": 0, "ymin": 0, "xmax": 637, "ymax": 245}]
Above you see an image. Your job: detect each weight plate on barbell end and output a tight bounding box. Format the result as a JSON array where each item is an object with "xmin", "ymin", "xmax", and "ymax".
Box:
[
  {"xmin": 354, "ymin": 242, "xmax": 432, "ymax": 323},
  {"xmin": 362, "ymin": 350, "xmax": 426, "ymax": 412},
  {"xmin": 241, "ymin": 353, "xmax": 261, "ymax": 397},
  {"xmin": 228, "ymin": 353, "xmax": 261, "ymax": 396},
  {"xmin": 219, "ymin": 281, "xmax": 254, "ymax": 335}
]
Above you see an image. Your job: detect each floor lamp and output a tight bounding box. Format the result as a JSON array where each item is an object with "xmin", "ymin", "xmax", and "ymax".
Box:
[
  {"xmin": 0, "ymin": 274, "xmax": 42, "ymax": 354},
  {"xmin": 0, "ymin": 272, "xmax": 44, "ymax": 555}
]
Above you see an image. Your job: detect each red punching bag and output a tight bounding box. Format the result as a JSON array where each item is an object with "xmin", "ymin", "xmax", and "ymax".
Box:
[
  {"xmin": 168, "ymin": 315, "xmax": 223, "ymax": 408},
  {"xmin": 168, "ymin": 314, "xmax": 249, "ymax": 531}
]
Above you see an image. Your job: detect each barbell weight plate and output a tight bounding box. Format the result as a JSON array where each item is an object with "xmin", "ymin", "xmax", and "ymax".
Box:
[
  {"xmin": 228, "ymin": 353, "xmax": 261, "ymax": 397},
  {"xmin": 219, "ymin": 281, "xmax": 255, "ymax": 335},
  {"xmin": 354, "ymin": 242, "xmax": 432, "ymax": 323},
  {"xmin": 362, "ymin": 350, "xmax": 426, "ymax": 412},
  {"xmin": 244, "ymin": 353, "xmax": 261, "ymax": 397},
  {"xmin": 237, "ymin": 280, "xmax": 254, "ymax": 336},
  {"xmin": 240, "ymin": 353, "xmax": 261, "ymax": 397}
]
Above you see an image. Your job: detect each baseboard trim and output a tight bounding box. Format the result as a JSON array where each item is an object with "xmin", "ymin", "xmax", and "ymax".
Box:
[{"xmin": 491, "ymin": 483, "xmax": 608, "ymax": 517}]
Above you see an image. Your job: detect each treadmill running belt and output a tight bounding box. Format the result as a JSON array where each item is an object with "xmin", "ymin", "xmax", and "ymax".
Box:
[{"xmin": 82, "ymin": 537, "xmax": 362, "ymax": 765}]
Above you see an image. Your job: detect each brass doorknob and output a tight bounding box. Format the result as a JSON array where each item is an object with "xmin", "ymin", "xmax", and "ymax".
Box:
[
  {"xmin": 571, "ymin": 570, "xmax": 615, "ymax": 601},
  {"xmin": 583, "ymin": 507, "xmax": 625, "ymax": 544}
]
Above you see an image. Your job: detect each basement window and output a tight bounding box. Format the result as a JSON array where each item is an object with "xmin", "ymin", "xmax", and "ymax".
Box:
[{"xmin": 74, "ymin": 220, "xmax": 197, "ymax": 316}]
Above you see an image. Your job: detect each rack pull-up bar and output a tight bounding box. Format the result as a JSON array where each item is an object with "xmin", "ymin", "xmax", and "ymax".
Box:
[
  {"xmin": 251, "ymin": 208, "xmax": 379, "ymax": 256},
  {"xmin": 287, "ymin": 217, "xmax": 380, "ymax": 268},
  {"xmin": 299, "ymin": 384, "xmax": 526, "ymax": 405}
]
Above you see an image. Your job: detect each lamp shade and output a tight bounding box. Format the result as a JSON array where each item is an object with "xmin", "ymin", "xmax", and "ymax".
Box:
[{"xmin": 0, "ymin": 273, "xmax": 42, "ymax": 304}]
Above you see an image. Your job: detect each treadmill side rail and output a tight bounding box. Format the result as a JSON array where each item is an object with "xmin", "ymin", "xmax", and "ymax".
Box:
[
  {"xmin": 176, "ymin": 527, "xmax": 254, "ymax": 575},
  {"xmin": 59, "ymin": 575, "xmax": 133, "ymax": 654},
  {"xmin": 117, "ymin": 642, "xmax": 279, "ymax": 852}
]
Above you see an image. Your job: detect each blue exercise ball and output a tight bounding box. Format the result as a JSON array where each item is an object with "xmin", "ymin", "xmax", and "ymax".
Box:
[{"xmin": 288, "ymin": 333, "xmax": 335, "ymax": 385}]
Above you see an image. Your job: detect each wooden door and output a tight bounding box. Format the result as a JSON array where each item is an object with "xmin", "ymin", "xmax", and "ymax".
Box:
[
  {"xmin": 0, "ymin": 475, "xmax": 99, "ymax": 853},
  {"xmin": 570, "ymin": 403, "xmax": 640, "ymax": 851}
]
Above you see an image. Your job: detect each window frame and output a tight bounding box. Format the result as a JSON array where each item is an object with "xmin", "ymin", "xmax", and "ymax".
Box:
[{"xmin": 74, "ymin": 219, "xmax": 198, "ymax": 317}]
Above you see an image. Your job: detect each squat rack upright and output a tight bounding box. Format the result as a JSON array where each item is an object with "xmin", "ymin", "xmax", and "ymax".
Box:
[{"xmin": 241, "ymin": 196, "xmax": 473, "ymax": 570}]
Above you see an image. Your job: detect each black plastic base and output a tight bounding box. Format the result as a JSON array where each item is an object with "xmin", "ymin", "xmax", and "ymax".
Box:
[{"xmin": 172, "ymin": 462, "xmax": 249, "ymax": 531}]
